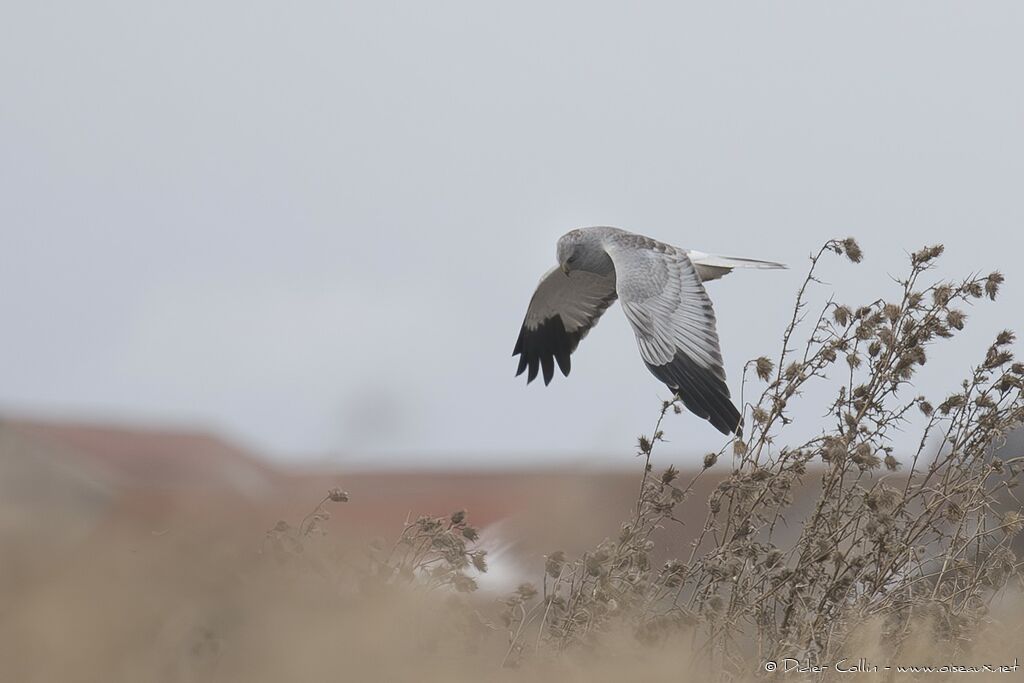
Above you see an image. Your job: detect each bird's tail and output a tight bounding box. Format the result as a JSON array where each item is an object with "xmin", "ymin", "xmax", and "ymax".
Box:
[{"xmin": 687, "ymin": 250, "xmax": 787, "ymax": 282}]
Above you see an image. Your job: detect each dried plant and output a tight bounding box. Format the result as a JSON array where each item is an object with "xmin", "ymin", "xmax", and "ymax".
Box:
[
  {"xmin": 264, "ymin": 491, "xmax": 488, "ymax": 595},
  {"xmin": 262, "ymin": 487, "xmax": 351, "ymax": 556},
  {"xmin": 365, "ymin": 508, "xmax": 488, "ymax": 593},
  {"xmin": 500, "ymin": 239, "xmax": 1024, "ymax": 676}
]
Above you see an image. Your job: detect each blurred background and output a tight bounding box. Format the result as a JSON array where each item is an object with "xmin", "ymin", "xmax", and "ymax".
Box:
[
  {"xmin": 3, "ymin": 3, "xmax": 1024, "ymax": 679},
  {"xmin": 3, "ymin": 2, "xmax": 1023, "ymax": 467}
]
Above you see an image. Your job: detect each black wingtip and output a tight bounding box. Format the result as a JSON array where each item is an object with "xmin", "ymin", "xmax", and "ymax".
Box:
[
  {"xmin": 541, "ymin": 355, "xmax": 554, "ymax": 385},
  {"xmin": 707, "ymin": 399, "xmax": 742, "ymax": 436},
  {"xmin": 526, "ymin": 360, "xmax": 539, "ymax": 383},
  {"xmin": 555, "ymin": 350, "xmax": 571, "ymax": 377},
  {"xmin": 515, "ymin": 354, "xmax": 528, "ymax": 377},
  {"xmin": 686, "ymin": 389, "xmax": 740, "ymax": 436},
  {"xmin": 512, "ymin": 314, "xmax": 582, "ymax": 386},
  {"xmin": 647, "ymin": 351, "xmax": 742, "ymax": 436}
]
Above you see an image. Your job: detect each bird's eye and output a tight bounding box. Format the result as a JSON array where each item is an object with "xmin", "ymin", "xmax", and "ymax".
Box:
[{"xmin": 567, "ymin": 255, "xmax": 578, "ymax": 263}]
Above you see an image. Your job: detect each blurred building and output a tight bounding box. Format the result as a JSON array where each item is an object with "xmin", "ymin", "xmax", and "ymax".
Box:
[{"xmin": 0, "ymin": 417, "xmax": 277, "ymax": 585}]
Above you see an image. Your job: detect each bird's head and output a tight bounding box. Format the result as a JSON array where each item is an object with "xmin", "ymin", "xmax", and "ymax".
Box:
[{"xmin": 556, "ymin": 228, "xmax": 614, "ymax": 276}]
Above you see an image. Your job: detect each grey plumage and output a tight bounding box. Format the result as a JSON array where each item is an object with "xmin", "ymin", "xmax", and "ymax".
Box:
[{"xmin": 513, "ymin": 226, "xmax": 785, "ymax": 435}]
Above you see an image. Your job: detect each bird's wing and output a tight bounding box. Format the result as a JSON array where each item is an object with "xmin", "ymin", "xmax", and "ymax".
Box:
[
  {"xmin": 604, "ymin": 235, "xmax": 741, "ymax": 435},
  {"xmin": 513, "ymin": 267, "xmax": 618, "ymax": 385}
]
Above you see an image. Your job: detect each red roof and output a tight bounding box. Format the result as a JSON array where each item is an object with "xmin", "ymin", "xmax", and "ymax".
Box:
[{"xmin": 3, "ymin": 417, "xmax": 276, "ymax": 494}]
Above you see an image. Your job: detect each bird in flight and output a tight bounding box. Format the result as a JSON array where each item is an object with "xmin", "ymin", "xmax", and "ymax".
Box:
[{"xmin": 513, "ymin": 226, "xmax": 785, "ymax": 435}]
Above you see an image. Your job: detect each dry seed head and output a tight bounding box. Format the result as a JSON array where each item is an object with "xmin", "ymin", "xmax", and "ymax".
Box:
[
  {"xmin": 516, "ymin": 583, "xmax": 538, "ymax": 600},
  {"xmin": 877, "ymin": 485, "xmax": 902, "ymax": 509},
  {"xmin": 545, "ymin": 551, "xmax": 566, "ymax": 578},
  {"xmin": 703, "ymin": 452, "xmax": 719, "ymax": 469},
  {"xmin": 451, "ymin": 573, "xmax": 478, "ymax": 593},
  {"xmin": 1002, "ymin": 511, "xmax": 1024, "ymax": 536},
  {"xmin": 327, "ymin": 488, "xmax": 350, "ymax": 503},
  {"xmin": 833, "ymin": 305, "xmax": 852, "ymax": 327},
  {"xmin": 911, "ymin": 244, "xmax": 944, "ymax": 265},
  {"xmin": 947, "ymin": 309, "xmax": 967, "ymax": 330},
  {"xmin": 784, "ymin": 362, "xmax": 801, "ymax": 381},
  {"xmin": 878, "ymin": 327, "xmax": 894, "ymax": 348},
  {"xmin": 883, "ymin": 303, "xmax": 901, "ymax": 322},
  {"xmin": 822, "ymin": 438, "xmax": 847, "ymax": 463},
  {"xmin": 932, "ymin": 285, "xmax": 953, "ymax": 306},
  {"xmin": 986, "ymin": 271, "xmax": 1004, "ymax": 300},
  {"xmin": 985, "ymin": 347, "xmax": 1014, "ymax": 369},
  {"xmin": 755, "ymin": 356, "xmax": 774, "ymax": 382},
  {"xmin": 975, "ymin": 394, "xmax": 996, "ymax": 409},
  {"xmin": 851, "ymin": 443, "xmax": 881, "ymax": 469},
  {"xmin": 841, "ymin": 237, "xmax": 863, "ymax": 263},
  {"xmin": 997, "ymin": 376, "xmax": 1022, "ymax": 393}
]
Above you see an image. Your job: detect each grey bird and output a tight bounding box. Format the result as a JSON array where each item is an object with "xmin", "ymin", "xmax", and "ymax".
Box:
[{"xmin": 513, "ymin": 226, "xmax": 785, "ymax": 435}]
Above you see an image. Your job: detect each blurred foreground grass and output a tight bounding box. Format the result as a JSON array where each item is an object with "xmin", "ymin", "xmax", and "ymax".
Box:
[{"xmin": 0, "ymin": 478, "xmax": 1020, "ymax": 682}]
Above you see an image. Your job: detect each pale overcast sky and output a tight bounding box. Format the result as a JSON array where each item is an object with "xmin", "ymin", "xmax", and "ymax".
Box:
[{"xmin": 2, "ymin": 3, "xmax": 1022, "ymax": 467}]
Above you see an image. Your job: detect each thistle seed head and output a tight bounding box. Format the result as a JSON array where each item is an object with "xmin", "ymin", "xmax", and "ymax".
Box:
[
  {"xmin": 755, "ymin": 356, "xmax": 774, "ymax": 382},
  {"xmin": 841, "ymin": 237, "xmax": 863, "ymax": 263}
]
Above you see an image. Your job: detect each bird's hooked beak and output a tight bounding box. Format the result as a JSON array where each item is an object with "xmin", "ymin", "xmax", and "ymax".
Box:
[{"xmin": 560, "ymin": 261, "xmax": 570, "ymax": 276}]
